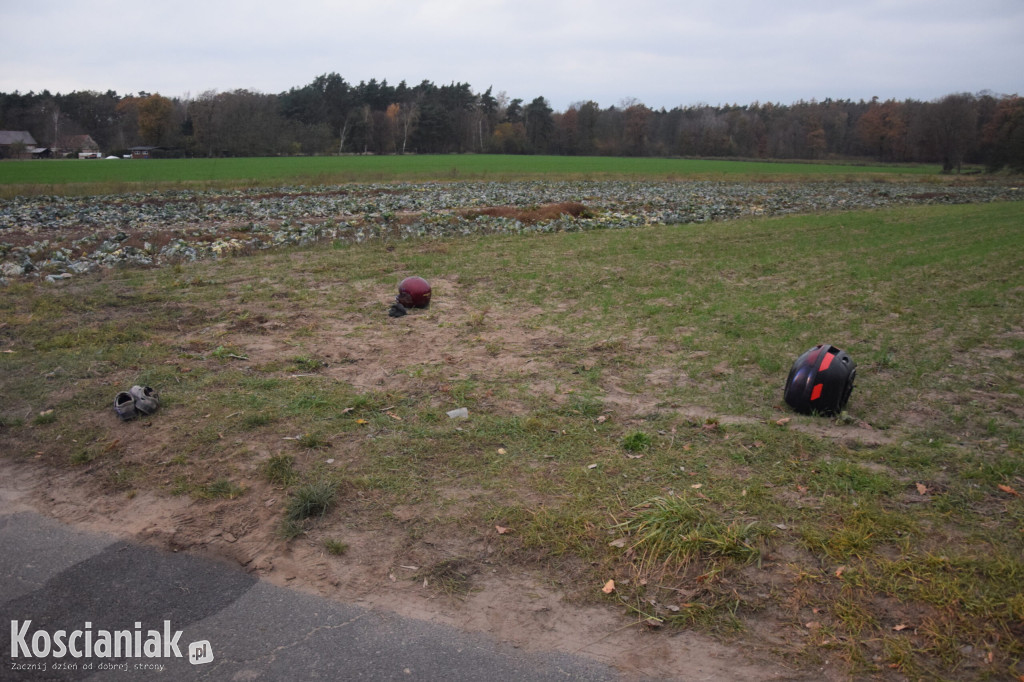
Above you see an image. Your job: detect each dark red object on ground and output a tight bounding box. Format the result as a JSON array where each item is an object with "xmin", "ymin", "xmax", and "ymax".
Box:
[{"xmin": 397, "ymin": 276, "xmax": 432, "ymax": 308}]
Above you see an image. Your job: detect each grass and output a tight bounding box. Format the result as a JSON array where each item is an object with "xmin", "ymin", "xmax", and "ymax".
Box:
[
  {"xmin": 1, "ymin": 196, "xmax": 1022, "ymax": 679},
  {"xmin": 285, "ymin": 479, "xmax": 339, "ymax": 523},
  {"xmin": 323, "ymin": 538, "xmax": 349, "ymax": 556},
  {"xmin": 0, "ymin": 154, "xmax": 948, "ymax": 197},
  {"xmin": 622, "ymin": 430, "xmax": 653, "ymax": 452}
]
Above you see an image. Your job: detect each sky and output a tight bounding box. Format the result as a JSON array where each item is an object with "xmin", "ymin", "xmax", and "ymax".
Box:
[{"xmin": 2, "ymin": 0, "xmax": 1022, "ymax": 111}]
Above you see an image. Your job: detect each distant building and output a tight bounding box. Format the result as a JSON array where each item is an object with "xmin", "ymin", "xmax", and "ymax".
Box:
[
  {"xmin": 0, "ymin": 130, "xmax": 49, "ymax": 159},
  {"xmin": 128, "ymin": 145, "xmax": 181, "ymax": 159},
  {"xmin": 55, "ymin": 134, "xmax": 101, "ymax": 158},
  {"xmin": 129, "ymin": 145, "xmax": 158, "ymax": 159}
]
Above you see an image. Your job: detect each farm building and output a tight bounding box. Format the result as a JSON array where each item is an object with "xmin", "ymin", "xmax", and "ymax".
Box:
[
  {"xmin": 0, "ymin": 130, "xmax": 49, "ymax": 159},
  {"xmin": 128, "ymin": 145, "xmax": 181, "ymax": 159},
  {"xmin": 56, "ymin": 134, "xmax": 101, "ymax": 158}
]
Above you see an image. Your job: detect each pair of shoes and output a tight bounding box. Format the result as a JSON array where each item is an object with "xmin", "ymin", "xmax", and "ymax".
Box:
[{"xmin": 113, "ymin": 385, "xmax": 160, "ymax": 421}]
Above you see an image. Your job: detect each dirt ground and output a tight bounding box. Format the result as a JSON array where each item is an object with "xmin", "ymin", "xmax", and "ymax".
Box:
[
  {"xmin": 0, "ymin": 272, "xmax": 878, "ymax": 681},
  {"xmin": 2, "ymin": 460, "xmax": 847, "ymax": 681}
]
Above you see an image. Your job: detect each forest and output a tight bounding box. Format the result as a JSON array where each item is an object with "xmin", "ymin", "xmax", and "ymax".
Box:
[{"xmin": 1, "ymin": 73, "xmax": 1022, "ymax": 172}]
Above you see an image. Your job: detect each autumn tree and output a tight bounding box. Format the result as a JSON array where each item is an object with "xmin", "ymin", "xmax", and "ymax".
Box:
[
  {"xmin": 136, "ymin": 94, "xmax": 176, "ymax": 146},
  {"xmin": 857, "ymin": 98, "xmax": 908, "ymax": 161},
  {"xmin": 488, "ymin": 122, "xmax": 528, "ymax": 153},
  {"xmin": 623, "ymin": 102, "xmax": 651, "ymax": 155},
  {"xmin": 386, "ymin": 102, "xmax": 418, "ymax": 153}
]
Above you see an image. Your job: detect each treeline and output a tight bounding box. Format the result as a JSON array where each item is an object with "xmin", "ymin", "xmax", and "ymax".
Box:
[{"xmin": 1, "ymin": 73, "xmax": 1022, "ymax": 171}]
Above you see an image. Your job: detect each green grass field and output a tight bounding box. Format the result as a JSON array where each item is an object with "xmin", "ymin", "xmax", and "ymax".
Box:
[
  {"xmin": 0, "ymin": 154, "xmax": 946, "ymax": 195},
  {"xmin": 1, "ymin": 183, "xmax": 1021, "ymax": 679}
]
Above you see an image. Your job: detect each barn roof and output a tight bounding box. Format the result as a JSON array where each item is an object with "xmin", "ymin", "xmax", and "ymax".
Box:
[{"xmin": 0, "ymin": 130, "xmax": 38, "ymax": 146}]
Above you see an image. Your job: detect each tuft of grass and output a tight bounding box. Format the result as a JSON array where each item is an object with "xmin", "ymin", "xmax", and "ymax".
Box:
[
  {"xmin": 323, "ymin": 538, "xmax": 349, "ymax": 556},
  {"xmin": 32, "ymin": 410, "xmax": 57, "ymax": 426},
  {"xmin": 242, "ymin": 412, "xmax": 275, "ymax": 428},
  {"xmin": 211, "ymin": 345, "xmax": 248, "ymax": 360},
  {"xmin": 622, "ymin": 430, "xmax": 653, "ymax": 452},
  {"xmin": 195, "ymin": 479, "xmax": 245, "ymax": 500},
  {"xmin": 262, "ymin": 454, "xmax": 298, "ymax": 486},
  {"xmin": 617, "ymin": 496, "xmax": 770, "ymax": 568},
  {"xmin": 285, "ymin": 478, "xmax": 339, "ymax": 523},
  {"xmin": 289, "ymin": 355, "xmax": 327, "ymax": 373},
  {"xmin": 296, "ymin": 432, "xmax": 331, "ymax": 450}
]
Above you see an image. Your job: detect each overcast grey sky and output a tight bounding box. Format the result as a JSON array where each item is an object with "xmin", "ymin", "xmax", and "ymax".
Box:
[{"xmin": 2, "ymin": 0, "xmax": 1022, "ymax": 110}]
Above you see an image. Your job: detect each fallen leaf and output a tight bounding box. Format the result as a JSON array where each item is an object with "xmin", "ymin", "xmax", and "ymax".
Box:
[
  {"xmin": 690, "ymin": 483, "xmax": 703, "ymax": 489},
  {"xmin": 385, "ymin": 411, "xmax": 402, "ymax": 421},
  {"xmin": 916, "ymin": 482, "xmax": 928, "ymax": 495},
  {"xmin": 805, "ymin": 621, "xmax": 821, "ymax": 630},
  {"xmin": 625, "ymin": 453, "xmax": 643, "ymax": 459},
  {"xmin": 497, "ymin": 448, "xmax": 507, "ymax": 455},
  {"xmin": 340, "ymin": 407, "xmax": 354, "ymax": 414},
  {"xmin": 893, "ymin": 624, "xmax": 909, "ymax": 631},
  {"xmin": 587, "ymin": 463, "xmax": 598, "ymax": 469},
  {"xmin": 998, "ymin": 484, "xmax": 1019, "ymax": 497},
  {"xmin": 644, "ymin": 618, "xmax": 663, "ymax": 629},
  {"xmin": 602, "ymin": 579, "xmax": 615, "ymax": 594},
  {"xmin": 355, "ymin": 419, "xmax": 368, "ymax": 425},
  {"xmin": 609, "ymin": 538, "xmax": 627, "ymax": 548},
  {"xmin": 495, "ymin": 525, "xmax": 510, "ymax": 535},
  {"xmin": 835, "ymin": 565, "xmax": 847, "ymax": 579},
  {"xmin": 596, "ymin": 415, "xmax": 608, "ymax": 424},
  {"xmin": 776, "ymin": 417, "xmax": 791, "ymax": 426}
]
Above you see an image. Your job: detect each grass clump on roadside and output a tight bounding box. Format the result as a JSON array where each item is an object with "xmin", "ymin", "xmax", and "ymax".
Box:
[
  {"xmin": 616, "ymin": 495, "xmax": 769, "ymax": 568},
  {"xmin": 195, "ymin": 478, "xmax": 245, "ymax": 500},
  {"xmin": 280, "ymin": 477, "xmax": 340, "ymax": 539},
  {"xmin": 323, "ymin": 538, "xmax": 349, "ymax": 556}
]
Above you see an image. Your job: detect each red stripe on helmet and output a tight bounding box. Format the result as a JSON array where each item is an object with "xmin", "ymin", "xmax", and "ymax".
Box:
[
  {"xmin": 810, "ymin": 383, "xmax": 823, "ymax": 401},
  {"xmin": 819, "ymin": 352, "xmax": 835, "ymax": 372}
]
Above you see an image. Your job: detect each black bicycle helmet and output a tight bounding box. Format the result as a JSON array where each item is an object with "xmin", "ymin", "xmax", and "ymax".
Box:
[{"xmin": 783, "ymin": 344, "xmax": 856, "ymax": 415}]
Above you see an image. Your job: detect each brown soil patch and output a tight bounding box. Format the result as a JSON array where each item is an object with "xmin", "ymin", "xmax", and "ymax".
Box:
[{"xmin": 461, "ymin": 202, "xmax": 593, "ymax": 223}]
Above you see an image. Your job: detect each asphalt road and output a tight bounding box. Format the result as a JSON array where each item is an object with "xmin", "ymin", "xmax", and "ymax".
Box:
[{"xmin": 1, "ymin": 510, "xmax": 625, "ymax": 681}]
